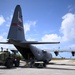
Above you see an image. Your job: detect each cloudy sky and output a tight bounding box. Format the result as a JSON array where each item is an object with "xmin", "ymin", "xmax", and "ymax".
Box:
[{"xmin": 0, "ymin": 0, "xmax": 75, "ymax": 58}]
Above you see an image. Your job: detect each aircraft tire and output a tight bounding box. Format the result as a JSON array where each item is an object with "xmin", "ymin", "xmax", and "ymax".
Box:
[
  {"xmin": 6, "ymin": 58, "xmax": 13, "ymax": 68},
  {"xmin": 43, "ymin": 60, "xmax": 49, "ymax": 64},
  {"xmin": 43, "ymin": 63, "xmax": 46, "ymax": 67}
]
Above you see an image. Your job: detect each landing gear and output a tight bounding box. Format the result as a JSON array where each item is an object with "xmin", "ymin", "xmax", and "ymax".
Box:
[
  {"xmin": 29, "ymin": 59, "xmax": 47, "ymax": 68},
  {"xmin": 14, "ymin": 59, "xmax": 20, "ymax": 67},
  {"xmin": 43, "ymin": 60, "xmax": 49, "ymax": 64},
  {"xmin": 25, "ymin": 59, "xmax": 47, "ymax": 68},
  {"xmin": 24, "ymin": 61, "xmax": 34, "ymax": 68},
  {"xmin": 25, "ymin": 61, "xmax": 46, "ymax": 68},
  {"xmin": 34, "ymin": 62, "xmax": 46, "ymax": 68},
  {"xmin": 30, "ymin": 58, "xmax": 34, "ymax": 68}
]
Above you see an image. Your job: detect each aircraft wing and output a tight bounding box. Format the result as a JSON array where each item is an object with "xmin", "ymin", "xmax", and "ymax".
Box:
[
  {"xmin": 44, "ymin": 49, "xmax": 75, "ymax": 52},
  {"xmin": 44, "ymin": 49, "xmax": 75, "ymax": 56}
]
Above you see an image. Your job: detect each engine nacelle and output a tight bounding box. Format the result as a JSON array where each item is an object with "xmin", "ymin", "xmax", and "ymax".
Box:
[
  {"xmin": 71, "ymin": 51, "xmax": 75, "ymax": 56},
  {"xmin": 54, "ymin": 51, "xmax": 59, "ymax": 56}
]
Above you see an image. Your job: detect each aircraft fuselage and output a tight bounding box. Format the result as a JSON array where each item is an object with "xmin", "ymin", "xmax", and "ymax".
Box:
[{"xmin": 9, "ymin": 39, "xmax": 52, "ymax": 63}]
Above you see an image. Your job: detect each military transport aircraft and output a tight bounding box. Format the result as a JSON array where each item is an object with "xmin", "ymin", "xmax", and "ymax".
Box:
[{"xmin": 0, "ymin": 5, "xmax": 60, "ymax": 67}]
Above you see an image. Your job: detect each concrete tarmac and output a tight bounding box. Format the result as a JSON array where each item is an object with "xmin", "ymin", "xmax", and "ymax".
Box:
[{"xmin": 0, "ymin": 59, "xmax": 75, "ymax": 75}]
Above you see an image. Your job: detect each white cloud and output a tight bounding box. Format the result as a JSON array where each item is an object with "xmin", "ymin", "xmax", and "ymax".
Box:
[
  {"xmin": 0, "ymin": 35, "xmax": 7, "ymax": 49},
  {"xmin": 0, "ymin": 36, "xmax": 6, "ymax": 42},
  {"xmin": 0, "ymin": 15, "xmax": 5, "ymax": 25},
  {"xmin": 68, "ymin": 44, "xmax": 75, "ymax": 49},
  {"xmin": 26, "ymin": 38, "xmax": 36, "ymax": 41},
  {"xmin": 23, "ymin": 13, "xmax": 75, "ymax": 44},
  {"xmin": 41, "ymin": 13, "xmax": 75, "ymax": 43},
  {"xmin": 6, "ymin": 14, "xmax": 13, "ymax": 21},
  {"xmin": 41, "ymin": 34, "xmax": 61, "ymax": 42},
  {"xmin": 0, "ymin": 35, "xmax": 16, "ymax": 50},
  {"xmin": 60, "ymin": 13, "xmax": 75, "ymax": 42},
  {"xmin": 24, "ymin": 21, "xmax": 37, "ymax": 34},
  {"xmin": 24, "ymin": 22, "xmax": 30, "ymax": 34},
  {"xmin": 6, "ymin": 14, "xmax": 13, "ymax": 27}
]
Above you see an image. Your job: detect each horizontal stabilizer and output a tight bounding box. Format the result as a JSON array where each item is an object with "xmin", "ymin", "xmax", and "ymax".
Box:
[
  {"xmin": 0, "ymin": 40, "xmax": 60, "ymax": 46},
  {"xmin": 21, "ymin": 41, "xmax": 60, "ymax": 44},
  {"xmin": 0, "ymin": 42, "xmax": 11, "ymax": 44}
]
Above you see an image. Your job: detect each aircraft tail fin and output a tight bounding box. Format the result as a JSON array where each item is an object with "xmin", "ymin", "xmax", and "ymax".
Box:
[{"xmin": 7, "ymin": 5, "xmax": 25, "ymax": 41}]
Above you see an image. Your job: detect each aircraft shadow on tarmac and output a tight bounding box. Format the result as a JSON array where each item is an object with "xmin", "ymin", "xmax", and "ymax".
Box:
[
  {"xmin": 49, "ymin": 62, "xmax": 75, "ymax": 66},
  {"xmin": 0, "ymin": 62, "xmax": 75, "ymax": 71},
  {"xmin": 0, "ymin": 66, "xmax": 17, "ymax": 69},
  {"xmin": 19, "ymin": 62, "xmax": 75, "ymax": 71},
  {"xmin": 45, "ymin": 67, "xmax": 75, "ymax": 70},
  {"xmin": 45, "ymin": 62, "xmax": 75, "ymax": 70},
  {"xmin": 0, "ymin": 66, "xmax": 75, "ymax": 71}
]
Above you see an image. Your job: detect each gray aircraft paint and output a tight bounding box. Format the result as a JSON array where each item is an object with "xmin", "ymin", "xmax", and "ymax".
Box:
[{"xmin": 7, "ymin": 5, "xmax": 25, "ymax": 41}]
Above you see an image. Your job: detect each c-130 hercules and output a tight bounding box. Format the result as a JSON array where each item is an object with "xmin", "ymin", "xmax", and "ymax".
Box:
[{"xmin": 0, "ymin": 5, "xmax": 60, "ymax": 67}]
